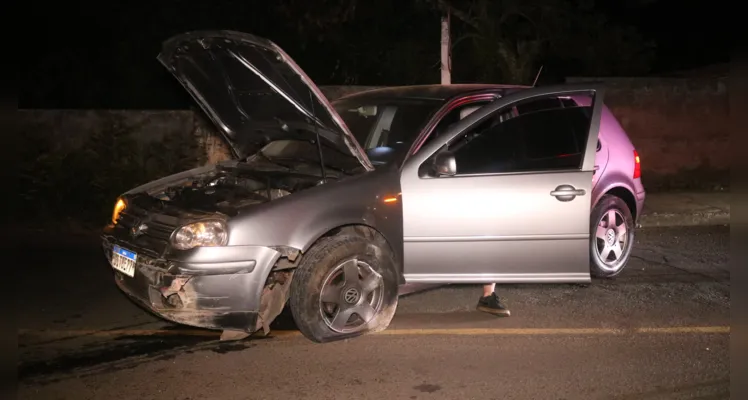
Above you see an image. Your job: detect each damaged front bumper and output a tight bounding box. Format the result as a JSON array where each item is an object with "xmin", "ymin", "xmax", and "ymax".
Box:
[{"xmin": 101, "ymin": 230, "xmax": 285, "ymax": 333}]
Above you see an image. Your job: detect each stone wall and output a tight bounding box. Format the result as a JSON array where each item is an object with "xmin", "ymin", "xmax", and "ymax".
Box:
[{"xmin": 15, "ymin": 79, "xmax": 728, "ymax": 197}]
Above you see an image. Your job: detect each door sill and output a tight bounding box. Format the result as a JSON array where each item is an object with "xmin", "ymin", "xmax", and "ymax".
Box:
[{"xmin": 403, "ymin": 272, "xmax": 591, "ymax": 284}]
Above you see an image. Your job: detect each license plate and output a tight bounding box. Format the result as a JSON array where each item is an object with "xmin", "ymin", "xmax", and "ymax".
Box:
[{"xmin": 111, "ymin": 245, "xmax": 137, "ymax": 277}]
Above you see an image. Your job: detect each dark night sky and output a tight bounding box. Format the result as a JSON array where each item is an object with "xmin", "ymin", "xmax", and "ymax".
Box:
[{"xmin": 19, "ymin": 0, "xmax": 730, "ymax": 110}]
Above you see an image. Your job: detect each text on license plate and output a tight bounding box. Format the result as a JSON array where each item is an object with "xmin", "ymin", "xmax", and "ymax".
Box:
[{"xmin": 111, "ymin": 245, "xmax": 137, "ymax": 277}]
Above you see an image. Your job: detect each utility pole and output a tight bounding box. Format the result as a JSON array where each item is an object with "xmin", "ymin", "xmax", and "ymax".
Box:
[{"xmin": 440, "ymin": 10, "xmax": 451, "ymax": 85}]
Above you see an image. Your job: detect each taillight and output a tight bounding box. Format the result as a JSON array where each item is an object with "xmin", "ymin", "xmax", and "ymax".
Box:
[{"xmin": 633, "ymin": 150, "xmax": 641, "ymax": 179}]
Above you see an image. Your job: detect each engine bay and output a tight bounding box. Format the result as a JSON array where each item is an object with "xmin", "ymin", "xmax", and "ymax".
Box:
[{"xmin": 142, "ymin": 161, "xmax": 336, "ymax": 215}]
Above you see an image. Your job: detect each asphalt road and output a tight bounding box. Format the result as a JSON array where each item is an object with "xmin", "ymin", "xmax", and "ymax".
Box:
[{"xmin": 16, "ymin": 226, "xmax": 730, "ymax": 400}]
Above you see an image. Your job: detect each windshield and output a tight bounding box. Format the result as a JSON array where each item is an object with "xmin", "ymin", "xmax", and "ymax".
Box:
[
  {"xmin": 247, "ymin": 138, "xmax": 365, "ymax": 177},
  {"xmin": 332, "ymin": 96, "xmax": 443, "ymax": 166}
]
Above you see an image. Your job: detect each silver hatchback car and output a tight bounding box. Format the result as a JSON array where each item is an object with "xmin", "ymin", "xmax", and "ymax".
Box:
[{"xmin": 102, "ymin": 31, "xmax": 646, "ymax": 343}]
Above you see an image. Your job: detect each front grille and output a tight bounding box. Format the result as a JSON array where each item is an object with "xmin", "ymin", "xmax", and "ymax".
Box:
[
  {"xmin": 141, "ymin": 219, "xmax": 176, "ymax": 241},
  {"xmin": 116, "ymin": 203, "xmax": 180, "ymax": 256}
]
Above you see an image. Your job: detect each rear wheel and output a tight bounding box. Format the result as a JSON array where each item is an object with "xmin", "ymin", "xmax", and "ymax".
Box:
[
  {"xmin": 289, "ymin": 229, "xmax": 399, "ymax": 343},
  {"xmin": 589, "ymin": 195, "xmax": 635, "ymax": 278}
]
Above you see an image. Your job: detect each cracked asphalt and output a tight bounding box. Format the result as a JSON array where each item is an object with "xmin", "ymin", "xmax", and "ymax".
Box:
[{"xmin": 16, "ymin": 226, "xmax": 730, "ymax": 400}]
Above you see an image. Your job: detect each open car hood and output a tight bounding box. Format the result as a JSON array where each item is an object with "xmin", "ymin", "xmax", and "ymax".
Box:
[{"xmin": 158, "ymin": 30, "xmax": 373, "ymax": 171}]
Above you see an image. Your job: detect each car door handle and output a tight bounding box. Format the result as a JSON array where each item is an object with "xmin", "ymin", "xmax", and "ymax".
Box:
[
  {"xmin": 550, "ymin": 188, "xmax": 586, "ymax": 196},
  {"xmin": 550, "ymin": 185, "xmax": 586, "ymax": 202}
]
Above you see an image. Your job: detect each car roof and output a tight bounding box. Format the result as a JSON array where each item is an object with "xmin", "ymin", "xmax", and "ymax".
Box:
[{"xmin": 334, "ymin": 84, "xmax": 531, "ymax": 103}]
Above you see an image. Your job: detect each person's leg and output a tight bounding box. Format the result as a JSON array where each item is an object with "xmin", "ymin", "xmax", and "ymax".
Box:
[{"xmin": 477, "ymin": 283, "xmax": 510, "ymax": 316}]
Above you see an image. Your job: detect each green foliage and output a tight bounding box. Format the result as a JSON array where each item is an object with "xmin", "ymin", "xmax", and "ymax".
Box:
[
  {"xmin": 272, "ymin": 0, "xmax": 656, "ymax": 85},
  {"xmin": 274, "ymin": 0, "xmax": 442, "ymax": 85},
  {"xmin": 12, "ymin": 114, "xmax": 206, "ymax": 227},
  {"xmin": 423, "ymin": 0, "xmax": 656, "ymax": 83},
  {"xmin": 24, "ymin": 0, "xmax": 662, "ymax": 109}
]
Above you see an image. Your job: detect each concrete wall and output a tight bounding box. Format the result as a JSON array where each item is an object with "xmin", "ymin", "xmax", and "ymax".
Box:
[
  {"xmin": 15, "ymin": 80, "xmax": 728, "ymax": 192},
  {"xmin": 567, "ymin": 77, "xmax": 728, "ymax": 189}
]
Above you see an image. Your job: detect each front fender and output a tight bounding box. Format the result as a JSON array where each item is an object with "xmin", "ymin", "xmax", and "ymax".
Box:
[
  {"xmin": 288, "ymin": 197, "xmax": 404, "ymax": 283},
  {"xmin": 297, "ymin": 217, "xmax": 404, "ymax": 283},
  {"xmin": 294, "ymin": 208, "xmax": 381, "ymax": 253},
  {"xmin": 226, "ymin": 168, "xmax": 404, "ymax": 278}
]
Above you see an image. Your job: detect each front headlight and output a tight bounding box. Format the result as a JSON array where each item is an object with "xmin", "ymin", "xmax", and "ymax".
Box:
[
  {"xmin": 112, "ymin": 197, "xmax": 127, "ymax": 224},
  {"xmin": 171, "ymin": 220, "xmax": 228, "ymax": 250}
]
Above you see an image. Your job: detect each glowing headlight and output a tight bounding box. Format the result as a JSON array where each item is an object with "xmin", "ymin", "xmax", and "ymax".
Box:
[
  {"xmin": 112, "ymin": 198, "xmax": 127, "ymax": 224},
  {"xmin": 171, "ymin": 221, "xmax": 228, "ymax": 250}
]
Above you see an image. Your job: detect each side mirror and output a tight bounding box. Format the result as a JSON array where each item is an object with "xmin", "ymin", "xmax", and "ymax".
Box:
[{"xmin": 433, "ymin": 151, "xmax": 457, "ymax": 176}]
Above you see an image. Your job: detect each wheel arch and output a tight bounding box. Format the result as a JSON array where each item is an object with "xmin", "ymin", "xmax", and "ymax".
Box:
[
  {"xmin": 596, "ymin": 185, "xmax": 638, "ymax": 222},
  {"xmin": 589, "ymin": 186, "xmax": 637, "ymax": 279},
  {"xmin": 285, "ymin": 222, "xmax": 404, "ymax": 284}
]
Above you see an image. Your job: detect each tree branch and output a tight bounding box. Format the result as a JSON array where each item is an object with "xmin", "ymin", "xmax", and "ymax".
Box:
[{"xmin": 429, "ymin": 0, "xmax": 481, "ymax": 30}]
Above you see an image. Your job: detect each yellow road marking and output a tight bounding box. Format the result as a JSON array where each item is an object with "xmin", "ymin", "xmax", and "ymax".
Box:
[
  {"xmin": 635, "ymin": 326, "xmax": 730, "ymax": 334},
  {"xmin": 18, "ymin": 325, "xmax": 729, "ymax": 343},
  {"xmin": 377, "ymin": 326, "xmax": 730, "ymax": 335},
  {"xmin": 377, "ymin": 328, "xmax": 625, "ymax": 335}
]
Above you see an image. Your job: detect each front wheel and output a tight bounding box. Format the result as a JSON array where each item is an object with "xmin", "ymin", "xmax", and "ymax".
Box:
[
  {"xmin": 589, "ymin": 195, "xmax": 635, "ymax": 278},
  {"xmin": 289, "ymin": 229, "xmax": 399, "ymax": 343}
]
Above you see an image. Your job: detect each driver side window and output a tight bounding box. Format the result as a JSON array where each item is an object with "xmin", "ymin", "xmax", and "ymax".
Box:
[{"xmin": 448, "ymin": 97, "xmax": 593, "ymax": 175}]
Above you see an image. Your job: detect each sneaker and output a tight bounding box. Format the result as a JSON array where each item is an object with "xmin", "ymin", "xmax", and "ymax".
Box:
[{"xmin": 477, "ymin": 293, "xmax": 511, "ymax": 316}]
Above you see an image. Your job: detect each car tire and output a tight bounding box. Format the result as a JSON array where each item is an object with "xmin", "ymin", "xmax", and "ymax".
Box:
[
  {"xmin": 589, "ymin": 195, "xmax": 635, "ymax": 278},
  {"xmin": 289, "ymin": 228, "xmax": 399, "ymax": 343}
]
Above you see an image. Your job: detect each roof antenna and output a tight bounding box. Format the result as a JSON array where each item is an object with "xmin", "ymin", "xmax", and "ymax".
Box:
[
  {"xmin": 532, "ymin": 65, "xmax": 544, "ymax": 87},
  {"xmin": 308, "ymin": 90, "xmax": 328, "ymax": 183}
]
